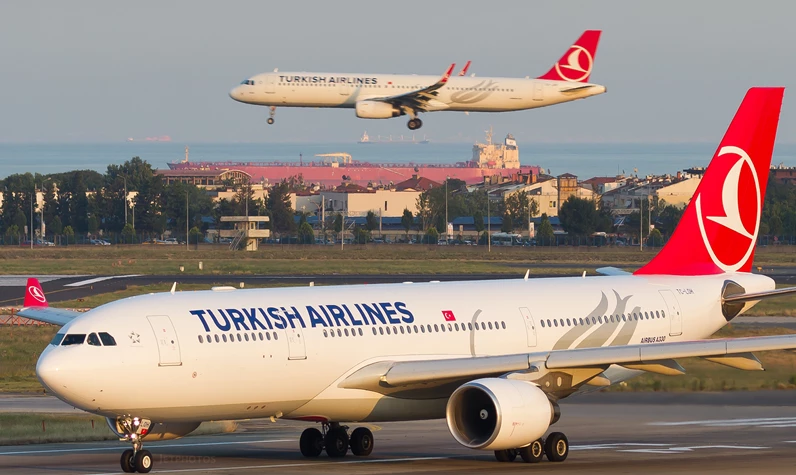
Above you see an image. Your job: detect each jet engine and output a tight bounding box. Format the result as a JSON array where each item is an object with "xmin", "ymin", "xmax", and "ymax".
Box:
[
  {"xmin": 355, "ymin": 100, "xmax": 401, "ymax": 119},
  {"xmin": 107, "ymin": 418, "xmax": 200, "ymax": 441},
  {"xmin": 446, "ymin": 378, "xmax": 554, "ymax": 451}
]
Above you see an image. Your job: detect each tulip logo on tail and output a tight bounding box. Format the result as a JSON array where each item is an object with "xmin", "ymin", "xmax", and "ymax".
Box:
[
  {"xmin": 695, "ymin": 146, "xmax": 761, "ymax": 273},
  {"xmin": 28, "ymin": 285, "xmax": 47, "ymax": 304},
  {"xmin": 554, "ymin": 45, "xmax": 593, "ymax": 83}
]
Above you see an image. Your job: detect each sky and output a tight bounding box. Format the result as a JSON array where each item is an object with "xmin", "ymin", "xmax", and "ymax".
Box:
[{"xmin": 0, "ymin": 0, "xmax": 794, "ymax": 144}]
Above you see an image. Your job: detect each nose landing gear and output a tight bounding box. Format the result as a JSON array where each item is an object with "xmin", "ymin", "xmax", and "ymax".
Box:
[
  {"xmin": 299, "ymin": 422, "xmax": 374, "ymax": 458},
  {"xmin": 267, "ymin": 106, "xmax": 276, "ymax": 125},
  {"xmin": 114, "ymin": 416, "xmax": 154, "ymax": 473}
]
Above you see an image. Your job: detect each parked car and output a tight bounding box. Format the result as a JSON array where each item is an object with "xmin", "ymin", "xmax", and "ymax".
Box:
[
  {"xmin": 163, "ymin": 238, "xmax": 179, "ymax": 245},
  {"xmin": 90, "ymin": 239, "xmax": 111, "ymax": 246}
]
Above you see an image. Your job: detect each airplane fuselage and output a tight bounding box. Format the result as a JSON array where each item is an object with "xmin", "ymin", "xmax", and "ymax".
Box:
[
  {"xmin": 36, "ymin": 272, "xmax": 770, "ymax": 424},
  {"xmin": 229, "ymin": 72, "xmax": 606, "ymax": 113}
]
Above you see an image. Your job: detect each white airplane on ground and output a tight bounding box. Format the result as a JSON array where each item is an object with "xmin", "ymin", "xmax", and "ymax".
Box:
[
  {"xmin": 19, "ymin": 88, "xmax": 796, "ymax": 473},
  {"xmin": 229, "ymin": 30, "xmax": 605, "ymax": 129}
]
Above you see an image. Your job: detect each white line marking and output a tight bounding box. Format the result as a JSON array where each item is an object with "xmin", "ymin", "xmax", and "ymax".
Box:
[
  {"xmin": 649, "ymin": 417, "xmax": 796, "ymax": 427},
  {"xmin": 619, "ymin": 445, "xmax": 769, "ymax": 454},
  {"xmin": 0, "ymin": 438, "xmax": 292, "ymax": 456},
  {"xmin": 572, "ymin": 443, "xmax": 672, "ymax": 451},
  {"xmin": 64, "ymin": 275, "xmax": 141, "ymax": 287},
  {"xmin": 87, "ymin": 456, "xmax": 450, "ymax": 475}
]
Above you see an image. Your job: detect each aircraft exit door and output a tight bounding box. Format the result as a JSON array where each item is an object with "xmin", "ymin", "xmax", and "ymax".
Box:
[
  {"xmin": 519, "ymin": 307, "xmax": 538, "ymax": 347},
  {"xmin": 147, "ymin": 315, "xmax": 182, "ymax": 366}
]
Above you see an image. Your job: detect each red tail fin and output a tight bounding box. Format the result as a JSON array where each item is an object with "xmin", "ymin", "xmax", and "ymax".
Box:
[
  {"xmin": 635, "ymin": 87, "xmax": 784, "ymax": 276},
  {"xmin": 24, "ymin": 278, "xmax": 48, "ymax": 307},
  {"xmin": 537, "ymin": 30, "xmax": 601, "ymax": 83}
]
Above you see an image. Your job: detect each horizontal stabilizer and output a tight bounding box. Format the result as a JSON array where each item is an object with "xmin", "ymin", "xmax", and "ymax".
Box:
[
  {"xmin": 596, "ymin": 267, "xmax": 631, "ymax": 276},
  {"xmin": 722, "ymin": 286, "xmax": 796, "ymax": 303}
]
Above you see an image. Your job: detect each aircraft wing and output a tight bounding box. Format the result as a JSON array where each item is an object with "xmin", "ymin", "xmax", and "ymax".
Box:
[
  {"xmin": 16, "ymin": 307, "xmax": 82, "ymax": 326},
  {"xmin": 369, "ymin": 63, "xmax": 456, "ymax": 112},
  {"xmin": 340, "ymin": 334, "xmax": 796, "ymax": 398}
]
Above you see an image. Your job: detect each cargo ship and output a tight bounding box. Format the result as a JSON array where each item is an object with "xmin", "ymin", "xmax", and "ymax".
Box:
[{"xmin": 167, "ymin": 131, "xmax": 539, "ymax": 188}]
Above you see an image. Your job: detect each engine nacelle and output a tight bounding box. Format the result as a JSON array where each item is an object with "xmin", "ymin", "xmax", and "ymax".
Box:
[
  {"xmin": 446, "ymin": 378, "xmax": 553, "ymax": 451},
  {"xmin": 355, "ymin": 100, "xmax": 401, "ymax": 119},
  {"xmin": 107, "ymin": 418, "xmax": 200, "ymax": 441}
]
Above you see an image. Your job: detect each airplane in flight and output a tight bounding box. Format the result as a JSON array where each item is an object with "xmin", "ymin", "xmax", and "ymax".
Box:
[
  {"xmin": 19, "ymin": 88, "xmax": 796, "ymax": 473},
  {"xmin": 229, "ymin": 30, "xmax": 605, "ymax": 130}
]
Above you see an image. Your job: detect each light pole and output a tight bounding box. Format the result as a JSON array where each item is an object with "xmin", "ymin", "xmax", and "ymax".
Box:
[
  {"xmin": 30, "ymin": 189, "xmax": 33, "ymax": 249},
  {"xmin": 186, "ymin": 186, "xmax": 189, "ymax": 251},
  {"xmin": 487, "ymin": 191, "xmax": 491, "ymax": 253},
  {"xmin": 122, "ymin": 175, "xmax": 128, "ymax": 226},
  {"xmin": 445, "ymin": 176, "xmax": 449, "ymax": 240}
]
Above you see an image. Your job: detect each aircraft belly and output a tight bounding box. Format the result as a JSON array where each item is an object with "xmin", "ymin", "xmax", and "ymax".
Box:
[{"xmin": 286, "ymin": 395, "xmax": 447, "ymax": 423}]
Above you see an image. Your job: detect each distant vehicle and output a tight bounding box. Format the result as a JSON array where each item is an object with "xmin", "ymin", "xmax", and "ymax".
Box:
[
  {"xmin": 21, "ymin": 239, "xmax": 55, "ymax": 247},
  {"xmin": 230, "ymin": 30, "xmax": 605, "ymax": 130},
  {"xmin": 162, "ymin": 238, "xmax": 179, "ymax": 245},
  {"xmin": 90, "ymin": 239, "xmax": 111, "ymax": 246}
]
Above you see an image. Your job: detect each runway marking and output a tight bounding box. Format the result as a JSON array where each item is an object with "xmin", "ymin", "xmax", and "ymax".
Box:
[
  {"xmin": 619, "ymin": 445, "xmax": 769, "ymax": 454},
  {"xmin": 572, "ymin": 443, "xmax": 672, "ymax": 451},
  {"xmin": 649, "ymin": 417, "xmax": 796, "ymax": 428},
  {"xmin": 0, "ymin": 438, "xmax": 293, "ymax": 456},
  {"xmin": 87, "ymin": 456, "xmax": 451, "ymax": 475},
  {"xmin": 64, "ymin": 275, "xmax": 141, "ymax": 287}
]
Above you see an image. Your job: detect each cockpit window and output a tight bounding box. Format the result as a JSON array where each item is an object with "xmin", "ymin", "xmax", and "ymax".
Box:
[
  {"xmin": 50, "ymin": 332, "xmax": 65, "ymax": 346},
  {"xmin": 99, "ymin": 332, "xmax": 117, "ymax": 346},
  {"xmin": 87, "ymin": 333, "xmax": 101, "ymax": 346},
  {"xmin": 240, "ymin": 79, "xmax": 255, "ymax": 86},
  {"xmin": 61, "ymin": 334, "xmax": 86, "ymax": 346}
]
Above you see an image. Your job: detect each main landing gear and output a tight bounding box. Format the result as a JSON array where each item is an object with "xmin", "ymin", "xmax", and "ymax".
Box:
[
  {"xmin": 116, "ymin": 417, "xmax": 154, "ymax": 473},
  {"xmin": 300, "ymin": 422, "xmax": 374, "ymax": 458},
  {"xmin": 267, "ymin": 106, "xmax": 276, "ymax": 125},
  {"xmin": 494, "ymin": 432, "xmax": 569, "ymax": 464},
  {"xmin": 407, "ymin": 118, "xmax": 423, "ymax": 130}
]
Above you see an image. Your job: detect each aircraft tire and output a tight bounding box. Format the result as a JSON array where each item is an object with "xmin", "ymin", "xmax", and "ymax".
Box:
[
  {"xmin": 324, "ymin": 428, "xmax": 349, "ymax": 458},
  {"xmin": 300, "ymin": 428, "xmax": 324, "ymax": 457},
  {"xmin": 518, "ymin": 438, "xmax": 544, "ymax": 463},
  {"xmin": 544, "ymin": 432, "xmax": 568, "ymax": 462},
  {"xmin": 134, "ymin": 449, "xmax": 153, "ymax": 473},
  {"xmin": 350, "ymin": 427, "xmax": 374, "ymax": 456},
  {"xmin": 494, "ymin": 449, "xmax": 517, "ymax": 462},
  {"xmin": 120, "ymin": 449, "xmax": 135, "ymax": 473},
  {"xmin": 267, "ymin": 118, "xmax": 275, "ymax": 125}
]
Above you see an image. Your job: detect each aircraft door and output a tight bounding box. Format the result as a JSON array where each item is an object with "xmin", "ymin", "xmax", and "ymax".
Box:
[
  {"xmin": 146, "ymin": 315, "xmax": 182, "ymax": 366},
  {"xmin": 519, "ymin": 307, "xmax": 538, "ymax": 347},
  {"xmin": 533, "ymin": 83, "xmax": 544, "ymax": 101},
  {"xmin": 660, "ymin": 290, "xmax": 683, "ymax": 337},
  {"xmin": 338, "ymin": 82, "xmax": 352, "ymax": 96},
  {"xmin": 265, "ymin": 75, "xmax": 276, "ymax": 94},
  {"xmin": 285, "ymin": 326, "xmax": 307, "ymax": 360}
]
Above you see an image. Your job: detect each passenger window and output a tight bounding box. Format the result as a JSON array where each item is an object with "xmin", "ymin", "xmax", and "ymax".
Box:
[
  {"xmin": 62, "ymin": 334, "xmax": 86, "ymax": 346},
  {"xmin": 541, "ymin": 320, "xmax": 546, "ymax": 328},
  {"xmin": 662, "ymin": 311, "xmax": 666, "ymax": 318},
  {"xmin": 372, "ymin": 328, "xmax": 377, "ymax": 335},
  {"xmin": 579, "ymin": 318, "xmax": 584, "ymax": 326},
  {"xmin": 553, "ymin": 320, "xmax": 558, "ymax": 327},
  {"xmin": 488, "ymin": 322, "xmax": 493, "ymax": 330},
  {"xmin": 386, "ymin": 327, "xmax": 391, "ymax": 335},
  {"xmin": 379, "ymin": 327, "xmax": 384, "ymax": 335},
  {"xmin": 50, "ymin": 333, "xmax": 65, "ymax": 346},
  {"xmin": 501, "ymin": 321, "xmax": 506, "ymax": 329},
  {"xmin": 441, "ymin": 325, "xmax": 446, "ymax": 332},
  {"xmin": 222, "ymin": 334, "xmax": 228, "ymax": 342},
  {"xmin": 198, "ymin": 335, "xmax": 204, "ymax": 344},
  {"xmin": 400, "ymin": 326, "xmax": 405, "ymax": 334},
  {"xmin": 273, "ymin": 332, "xmax": 278, "ymax": 340},
  {"xmin": 413, "ymin": 325, "xmax": 419, "ymax": 333},
  {"xmin": 87, "ymin": 333, "xmax": 101, "ymax": 346},
  {"xmin": 244, "ymin": 334, "xmax": 249, "ymax": 341},
  {"xmin": 454, "ymin": 323, "xmax": 460, "ymax": 331},
  {"xmin": 214, "ymin": 334, "xmax": 220, "ymax": 343},
  {"xmin": 358, "ymin": 328, "xmax": 363, "ymax": 336},
  {"xmin": 420, "ymin": 325, "xmax": 425, "ymax": 333},
  {"xmin": 566, "ymin": 318, "xmax": 571, "ymax": 326},
  {"xmin": 434, "ymin": 324, "xmax": 439, "ymax": 332},
  {"xmin": 99, "ymin": 332, "xmax": 117, "ymax": 346}
]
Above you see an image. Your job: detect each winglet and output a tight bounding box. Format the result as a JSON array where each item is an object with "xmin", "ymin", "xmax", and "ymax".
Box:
[
  {"xmin": 458, "ymin": 61, "xmax": 471, "ymax": 77},
  {"xmin": 24, "ymin": 278, "xmax": 49, "ymax": 308},
  {"xmin": 440, "ymin": 63, "xmax": 456, "ymax": 84}
]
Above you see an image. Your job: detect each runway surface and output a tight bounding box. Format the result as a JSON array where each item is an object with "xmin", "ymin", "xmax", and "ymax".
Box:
[{"xmin": 2, "ymin": 392, "xmax": 796, "ymax": 474}]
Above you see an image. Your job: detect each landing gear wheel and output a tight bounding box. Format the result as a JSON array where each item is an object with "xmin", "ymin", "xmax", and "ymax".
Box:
[
  {"xmin": 325, "ymin": 428, "xmax": 349, "ymax": 458},
  {"xmin": 134, "ymin": 449, "xmax": 153, "ymax": 473},
  {"xmin": 120, "ymin": 449, "xmax": 135, "ymax": 473},
  {"xmin": 544, "ymin": 432, "xmax": 568, "ymax": 462},
  {"xmin": 494, "ymin": 449, "xmax": 517, "ymax": 462},
  {"xmin": 267, "ymin": 118, "xmax": 275, "ymax": 125},
  {"xmin": 519, "ymin": 438, "xmax": 544, "ymax": 463},
  {"xmin": 268, "ymin": 106, "xmax": 276, "ymax": 125},
  {"xmin": 300, "ymin": 428, "xmax": 324, "ymax": 457},
  {"xmin": 407, "ymin": 118, "xmax": 423, "ymax": 130},
  {"xmin": 350, "ymin": 427, "xmax": 374, "ymax": 456}
]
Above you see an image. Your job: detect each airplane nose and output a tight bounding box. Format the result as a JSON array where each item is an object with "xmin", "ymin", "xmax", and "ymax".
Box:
[
  {"xmin": 36, "ymin": 348, "xmax": 69, "ymax": 395},
  {"xmin": 229, "ymin": 86, "xmax": 243, "ymax": 102}
]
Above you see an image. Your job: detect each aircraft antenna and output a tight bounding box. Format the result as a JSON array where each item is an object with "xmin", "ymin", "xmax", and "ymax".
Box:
[
  {"xmin": 524, "ymin": 270, "xmax": 529, "ymax": 281},
  {"xmin": 170, "ymin": 282, "xmax": 177, "ymax": 294}
]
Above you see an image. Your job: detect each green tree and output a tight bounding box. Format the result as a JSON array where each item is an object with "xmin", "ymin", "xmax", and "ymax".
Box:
[
  {"xmin": 424, "ymin": 226, "xmax": 439, "ymax": 244},
  {"xmin": 333, "ymin": 213, "xmax": 343, "ymax": 240},
  {"xmin": 353, "ymin": 226, "xmax": 370, "ymax": 244},
  {"xmin": 647, "ymin": 228, "xmax": 664, "ymax": 247},
  {"xmin": 63, "ymin": 225, "xmax": 75, "ymax": 244},
  {"xmin": 473, "ymin": 210, "xmax": 485, "ymax": 234},
  {"xmin": 500, "ymin": 212, "xmax": 513, "ymax": 233},
  {"xmin": 49, "ymin": 215, "xmax": 63, "ymax": 236},
  {"xmin": 266, "ymin": 182, "xmax": 296, "ymax": 236},
  {"xmin": 4, "ymin": 225, "xmax": 20, "ymax": 245},
  {"xmin": 769, "ymin": 215, "xmax": 783, "ymax": 237},
  {"xmin": 365, "ymin": 210, "xmax": 379, "ymax": 233},
  {"xmin": 87, "ymin": 215, "xmax": 99, "ymax": 235},
  {"xmin": 189, "ymin": 226, "xmax": 203, "ymax": 245},
  {"xmin": 559, "ymin": 196, "xmax": 603, "ymax": 240},
  {"xmin": 537, "ymin": 213, "xmax": 555, "ymax": 246},
  {"xmin": 401, "ymin": 208, "xmax": 414, "ymax": 241},
  {"xmin": 121, "ymin": 223, "xmax": 136, "ymax": 244},
  {"xmin": 298, "ymin": 221, "xmax": 315, "ymax": 244}
]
